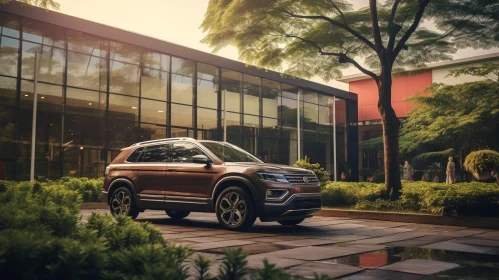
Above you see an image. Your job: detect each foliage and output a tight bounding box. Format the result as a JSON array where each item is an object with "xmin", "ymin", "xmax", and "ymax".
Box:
[
  {"xmin": 294, "ymin": 156, "xmax": 330, "ymax": 186},
  {"xmin": 400, "ymin": 81, "xmax": 499, "ymax": 156},
  {"xmin": 412, "ymin": 148, "xmax": 455, "ymax": 170},
  {"xmin": 322, "ymin": 181, "xmax": 499, "ymax": 217},
  {"xmin": 0, "ymin": 0, "xmax": 60, "ymax": 10},
  {"xmin": 464, "ymin": 150, "xmax": 499, "ymax": 174},
  {"xmin": 448, "ymin": 62, "xmax": 499, "ymax": 83}
]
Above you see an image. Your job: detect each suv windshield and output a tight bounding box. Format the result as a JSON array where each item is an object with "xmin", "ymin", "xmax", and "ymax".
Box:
[{"xmin": 200, "ymin": 141, "xmax": 262, "ymax": 163}]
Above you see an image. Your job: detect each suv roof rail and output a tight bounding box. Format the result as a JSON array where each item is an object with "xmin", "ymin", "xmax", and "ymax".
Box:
[{"xmin": 130, "ymin": 137, "xmax": 196, "ymax": 147}]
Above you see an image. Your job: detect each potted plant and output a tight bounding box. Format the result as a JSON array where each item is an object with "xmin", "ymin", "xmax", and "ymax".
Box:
[{"xmin": 464, "ymin": 150, "xmax": 499, "ymax": 181}]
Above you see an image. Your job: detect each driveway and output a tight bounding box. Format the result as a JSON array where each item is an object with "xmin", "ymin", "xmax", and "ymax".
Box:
[{"xmin": 81, "ymin": 210, "xmax": 499, "ymax": 279}]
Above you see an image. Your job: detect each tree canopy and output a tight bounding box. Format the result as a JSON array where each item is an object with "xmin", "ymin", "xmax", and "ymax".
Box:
[{"xmin": 0, "ymin": 0, "xmax": 59, "ymax": 10}]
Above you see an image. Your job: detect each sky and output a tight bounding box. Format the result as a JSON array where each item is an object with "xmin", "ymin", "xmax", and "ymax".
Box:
[{"xmin": 56, "ymin": 0, "xmax": 499, "ymax": 91}]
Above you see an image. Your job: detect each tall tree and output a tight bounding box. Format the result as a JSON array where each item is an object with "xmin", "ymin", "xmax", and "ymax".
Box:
[
  {"xmin": 201, "ymin": 0, "xmax": 499, "ymax": 199},
  {"xmin": 0, "ymin": 0, "xmax": 59, "ymax": 10}
]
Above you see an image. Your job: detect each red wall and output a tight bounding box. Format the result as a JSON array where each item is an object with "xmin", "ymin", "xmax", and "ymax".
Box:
[{"xmin": 349, "ymin": 71, "xmax": 432, "ymax": 121}]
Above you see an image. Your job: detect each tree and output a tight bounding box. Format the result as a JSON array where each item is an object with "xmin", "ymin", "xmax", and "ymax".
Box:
[
  {"xmin": 0, "ymin": 0, "xmax": 59, "ymax": 10},
  {"xmin": 201, "ymin": 0, "xmax": 499, "ymax": 200}
]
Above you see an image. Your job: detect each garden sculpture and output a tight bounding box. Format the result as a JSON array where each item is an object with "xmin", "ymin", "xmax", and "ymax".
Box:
[
  {"xmin": 403, "ymin": 161, "xmax": 414, "ymax": 181},
  {"xmin": 446, "ymin": 156, "xmax": 456, "ymax": 184}
]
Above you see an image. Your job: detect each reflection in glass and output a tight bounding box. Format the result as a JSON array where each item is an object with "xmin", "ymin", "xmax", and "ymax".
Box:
[
  {"xmin": 108, "ymin": 94, "xmax": 139, "ymax": 121},
  {"xmin": 0, "ymin": 76, "xmax": 17, "ymax": 106},
  {"xmin": 261, "ymin": 117, "xmax": 279, "ymax": 138},
  {"xmin": 243, "ymin": 74, "xmax": 260, "ymax": 115},
  {"xmin": 0, "ymin": 36, "xmax": 19, "ymax": 77},
  {"xmin": 66, "ymin": 88, "xmax": 106, "ymax": 117},
  {"xmin": 281, "ymin": 84, "xmax": 298, "ymax": 100},
  {"xmin": 262, "ymin": 79, "xmax": 279, "ymax": 118},
  {"xmin": 171, "ymin": 127, "xmax": 194, "ymax": 138},
  {"xmin": 110, "ymin": 60, "xmax": 140, "ymax": 96},
  {"xmin": 171, "ymin": 103, "xmax": 192, "ymax": 127},
  {"xmin": 197, "ymin": 63, "xmax": 218, "ymax": 109},
  {"xmin": 197, "ymin": 108, "xmax": 217, "ymax": 130},
  {"xmin": 171, "ymin": 73, "xmax": 193, "ymax": 105},
  {"xmin": 0, "ymin": 12, "xmax": 20, "ymax": 38},
  {"xmin": 23, "ymin": 19, "xmax": 65, "ymax": 48},
  {"xmin": 262, "ymin": 138, "xmax": 280, "ymax": 163},
  {"xmin": 110, "ymin": 41, "xmax": 140, "ymax": 64},
  {"xmin": 303, "ymin": 102, "xmax": 318, "ymax": 141},
  {"xmin": 143, "ymin": 51, "xmax": 169, "ymax": 71},
  {"xmin": 140, "ymin": 123, "xmax": 166, "ymax": 141},
  {"xmin": 141, "ymin": 68, "xmax": 167, "ymax": 101},
  {"xmin": 67, "ymin": 51, "xmax": 107, "ymax": 91},
  {"xmin": 221, "ymin": 69, "xmax": 241, "ymax": 113},
  {"xmin": 280, "ymin": 97, "xmax": 298, "ymax": 139},
  {"xmin": 319, "ymin": 105, "xmax": 333, "ymax": 134},
  {"xmin": 141, "ymin": 99, "xmax": 167, "ymax": 124},
  {"xmin": 243, "ymin": 114, "xmax": 259, "ymax": 135},
  {"xmin": 303, "ymin": 91, "xmax": 318, "ymax": 104},
  {"xmin": 171, "ymin": 57, "xmax": 194, "ymax": 76},
  {"xmin": 223, "ymin": 112, "xmax": 241, "ymax": 133},
  {"xmin": 108, "ymin": 93, "xmax": 138, "ymax": 148},
  {"xmin": 22, "ymin": 42, "xmax": 66, "ymax": 84},
  {"xmin": 67, "ymin": 30, "xmax": 108, "ymax": 58}
]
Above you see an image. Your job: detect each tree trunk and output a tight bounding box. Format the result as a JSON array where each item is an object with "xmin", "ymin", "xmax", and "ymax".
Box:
[{"xmin": 377, "ymin": 60, "xmax": 402, "ymax": 200}]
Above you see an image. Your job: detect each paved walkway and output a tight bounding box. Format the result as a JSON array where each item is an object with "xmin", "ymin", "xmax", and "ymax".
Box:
[{"xmin": 81, "ymin": 210, "xmax": 499, "ymax": 279}]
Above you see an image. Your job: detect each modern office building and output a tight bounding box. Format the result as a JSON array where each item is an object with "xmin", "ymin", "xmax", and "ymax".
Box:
[{"xmin": 0, "ymin": 2, "xmax": 358, "ymax": 181}]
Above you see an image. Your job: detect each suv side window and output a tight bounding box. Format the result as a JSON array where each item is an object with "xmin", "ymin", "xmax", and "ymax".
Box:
[
  {"xmin": 126, "ymin": 147, "xmax": 144, "ymax": 162},
  {"xmin": 141, "ymin": 144, "xmax": 171, "ymax": 162},
  {"xmin": 170, "ymin": 142, "xmax": 208, "ymax": 163}
]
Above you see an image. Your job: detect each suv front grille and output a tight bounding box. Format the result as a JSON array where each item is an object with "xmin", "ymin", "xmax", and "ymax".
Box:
[
  {"xmin": 284, "ymin": 174, "xmax": 319, "ymax": 185},
  {"xmin": 291, "ymin": 198, "xmax": 322, "ymax": 210}
]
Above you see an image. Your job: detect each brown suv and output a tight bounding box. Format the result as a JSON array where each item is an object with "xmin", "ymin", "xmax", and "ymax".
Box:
[{"xmin": 102, "ymin": 138, "xmax": 321, "ymax": 230}]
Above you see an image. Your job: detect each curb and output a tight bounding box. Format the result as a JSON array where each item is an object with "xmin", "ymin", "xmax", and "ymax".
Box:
[
  {"xmin": 314, "ymin": 209, "xmax": 499, "ymax": 229},
  {"xmin": 80, "ymin": 202, "xmax": 107, "ymax": 210}
]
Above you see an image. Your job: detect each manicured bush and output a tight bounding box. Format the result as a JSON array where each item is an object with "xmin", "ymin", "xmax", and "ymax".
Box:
[
  {"xmin": 464, "ymin": 149, "xmax": 499, "ymax": 181},
  {"xmin": 294, "ymin": 156, "xmax": 330, "ymax": 186},
  {"xmin": 322, "ymin": 181, "xmax": 499, "ymax": 217}
]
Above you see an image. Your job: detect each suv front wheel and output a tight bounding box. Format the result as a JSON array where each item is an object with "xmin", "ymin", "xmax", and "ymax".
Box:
[{"xmin": 215, "ymin": 186, "xmax": 256, "ymax": 230}]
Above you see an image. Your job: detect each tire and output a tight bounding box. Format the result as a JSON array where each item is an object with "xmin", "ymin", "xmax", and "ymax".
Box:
[
  {"xmin": 215, "ymin": 186, "xmax": 256, "ymax": 230},
  {"xmin": 278, "ymin": 218, "xmax": 305, "ymax": 226},
  {"xmin": 165, "ymin": 210, "xmax": 190, "ymax": 220},
  {"xmin": 109, "ymin": 186, "xmax": 139, "ymax": 219}
]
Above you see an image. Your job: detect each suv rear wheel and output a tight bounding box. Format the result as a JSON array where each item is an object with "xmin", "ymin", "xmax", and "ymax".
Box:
[
  {"xmin": 110, "ymin": 186, "xmax": 139, "ymax": 219},
  {"xmin": 165, "ymin": 210, "xmax": 190, "ymax": 219},
  {"xmin": 278, "ymin": 218, "xmax": 305, "ymax": 226},
  {"xmin": 215, "ymin": 186, "xmax": 256, "ymax": 230}
]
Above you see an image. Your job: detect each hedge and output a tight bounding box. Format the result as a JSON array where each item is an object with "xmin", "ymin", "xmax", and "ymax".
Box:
[
  {"xmin": 322, "ymin": 181, "xmax": 499, "ymax": 217},
  {"xmin": 0, "ymin": 180, "xmax": 329, "ymax": 279}
]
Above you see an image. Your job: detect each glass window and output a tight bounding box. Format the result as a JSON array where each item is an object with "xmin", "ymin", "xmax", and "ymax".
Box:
[
  {"xmin": 0, "ymin": 36, "xmax": 19, "ymax": 77},
  {"xmin": 110, "ymin": 60, "xmax": 140, "ymax": 96},
  {"xmin": 280, "ymin": 97, "xmax": 297, "ymax": 139},
  {"xmin": 110, "ymin": 41, "xmax": 140, "ymax": 64},
  {"xmin": 319, "ymin": 105, "xmax": 332, "ymax": 134},
  {"xmin": 0, "ymin": 76, "xmax": 17, "ymax": 106},
  {"xmin": 109, "ymin": 94, "xmax": 139, "ymax": 120},
  {"xmin": 141, "ymin": 99, "xmax": 166, "ymax": 124},
  {"xmin": 143, "ymin": 51, "xmax": 169, "ymax": 71},
  {"xmin": 171, "ymin": 142, "xmax": 207, "ymax": 162},
  {"xmin": 126, "ymin": 147, "xmax": 144, "ymax": 162},
  {"xmin": 319, "ymin": 94, "xmax": 335, "ymax": 106},
  {"xmin": 171, "ymin": 73, "xmax": 193, "ymax": 105},
  {"xmin": 281, "ymin": 84, "xmax": 298, "ymax": 100},
  {"xmin": 221, "ymin": 69, "xmax": 241, "ymax": 113},
  {"xmin": 261, "ymin": 117, "xmax": 279, "ymax": 138},
  {"xmin": 67, "ymin": 51, "xmax": 107, "ymax": 91},
  {"xmin": 21, "ymin": 81, "xmax": 64, "ymax": 113},
  {"xmin": 171, "ymin": 57, "xmax": 194, "ymax": 75},
  {"xmin": 197, "ymin": 63, "xmax": 218, "ymax": 109},
  {"xmin": 303, "ymin": 102, "xmax": 318, "ymax": 141},
  {"xmin": 200, "ymin": 141, "xmax": 261, "ymax": 163},
  {"xmin": 23, "ymin": 19, "xmax": 65, "ymax": 48},
  {"xmin": 22, "ymin": 42, "xmax": 65, "ymax": 85},
  {"xmin": 66, "ymin": 88, "xmax": 106, "ymax": 117},
  {"xmin": 67, "ymin": 30, "xmax": 108, "ymax": 58},
  {"xmin": 303, "ymin": 91, "xmax": 318, "ymax": 104},
  {"xmin": 139, "ymin": 124, "xmax": 166, "ymax": 141},
  {"xmin": 142, "ymin": 144, "xmax": 170, "ymax": 162},
  {"xmin": 141, "ymin": 68, "xmax": 167, "ymax": 101},
  {"xmin": 0, "ymin": 12, "xmax": 20, "ymax": 38},
  {"xmin": 243, "ymin": 114, "xmax": 259, "ymax": 135},
  {"xmin": 262, "ymin": 79, "xmax": 279, "ymax": 118},
  {"xmin": 243, "ymin": 74, "xmax": 260, "ymax": 115},
  {"xmin": 262, "ymin": 138, "xmax": 280, "ymax": 163},
  {"xmin": 171, "ymin": 127, "xmax": 194, "ymax": 138},
  {"xmin": 282, "ymin": 139, "xmax": 298, "ymax": 165},
  {"xmin": 223, "ymin": 112, "xmax": 241, "ymax": 133},
  {"xmin": 171, "ymin": 103, "xmax": 192, "ymax": 127},
  {"xmin": 197, "ymin": 108, "xmax": 217, "ymax": 130}
]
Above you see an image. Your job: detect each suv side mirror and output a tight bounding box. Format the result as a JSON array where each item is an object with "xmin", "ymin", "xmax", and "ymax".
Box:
[{"xmin": 192, "ymin": 155, "xmax": 213, "ymax": 166}]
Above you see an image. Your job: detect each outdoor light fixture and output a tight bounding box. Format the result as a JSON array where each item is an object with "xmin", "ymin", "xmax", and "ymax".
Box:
[
  {"xmin": 89, "ymin": 103, "xmax": 92, "ymax": 105},
  {"xmin": 80, "ymin": 147, "xmax": 84, "ymax": 150},
  {"xmin": 132, "ymin": 106, "xmax": 137, "ymax": 109},
  {"xmin": 158, "ymin": 110, "xmax": 164, "ymax": 113},
  {"xmin": 41, "ymin": 96, "xmax": 45, "ymax": 99},
  {"xmin": 24, "ymin": 94, "xmax": 28, "ymax": 97}
]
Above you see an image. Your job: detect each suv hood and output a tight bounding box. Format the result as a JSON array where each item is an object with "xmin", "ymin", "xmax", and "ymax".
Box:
[{"xmin": 223, "ymin": 162, "xmax": 313, "ymax": 174}]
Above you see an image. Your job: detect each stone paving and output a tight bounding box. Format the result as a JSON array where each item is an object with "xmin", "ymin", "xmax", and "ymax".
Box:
[{"xmin": 81, "ymin": 210, "xmax": 499, "ymax": 279}]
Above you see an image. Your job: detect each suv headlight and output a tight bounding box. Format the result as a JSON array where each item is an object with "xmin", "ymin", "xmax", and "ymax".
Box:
[
  {"xmin": 105, "ymin": 166, "xmax": 110, "ymax": 175},
  {"xmin": 256, "ymin": 173, "xmax": 288, "ymax": 183}
]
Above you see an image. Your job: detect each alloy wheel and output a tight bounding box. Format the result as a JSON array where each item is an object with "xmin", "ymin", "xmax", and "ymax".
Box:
[
  {"xmin": 219, "ymin": 192, "xmax": 247, "ymax": 226},
  {"xmin": 111, "ymin": 190, "xmax": 131, "ymax": 215}
]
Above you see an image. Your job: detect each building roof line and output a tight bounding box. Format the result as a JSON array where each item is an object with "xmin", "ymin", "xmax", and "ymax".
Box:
[
  {"xmin": 336, "ymin": 52, "xmax": 499, "ymax": 83},
  {"xmin": 1, "ymin": 2, "xmax": 357, "ymax": 100}
]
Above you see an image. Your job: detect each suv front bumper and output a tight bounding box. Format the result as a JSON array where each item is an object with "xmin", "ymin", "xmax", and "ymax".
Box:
[{"xmin": 260, "ymin": 193, "xmax": 322, "ymax": 222}]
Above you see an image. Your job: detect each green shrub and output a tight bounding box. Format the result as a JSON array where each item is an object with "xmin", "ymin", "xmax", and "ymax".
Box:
[
  {"xmin": 464, "ymin": 150, "xmax": 499, "ymax": 179},
  {"xmin": 294, "ymin": 156, "xmax": 330, "ymax": 186},
  {"xmin": 413, "ymin": 148, "xmax": 455, "ymax": 170},
  {"xmin": 322, "ymin": 181, "xmax": 499, "ymax": 217}
]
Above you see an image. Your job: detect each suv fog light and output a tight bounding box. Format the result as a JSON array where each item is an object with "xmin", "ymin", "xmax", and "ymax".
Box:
[{"xmin": 266, "ymin": 189, "xmax": 289, "ymax": 200}]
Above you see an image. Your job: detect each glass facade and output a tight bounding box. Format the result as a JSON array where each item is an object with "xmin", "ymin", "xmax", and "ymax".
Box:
[{"xmin": 0, "ymin": 12, "xmax": 358, "ymax": 180}]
